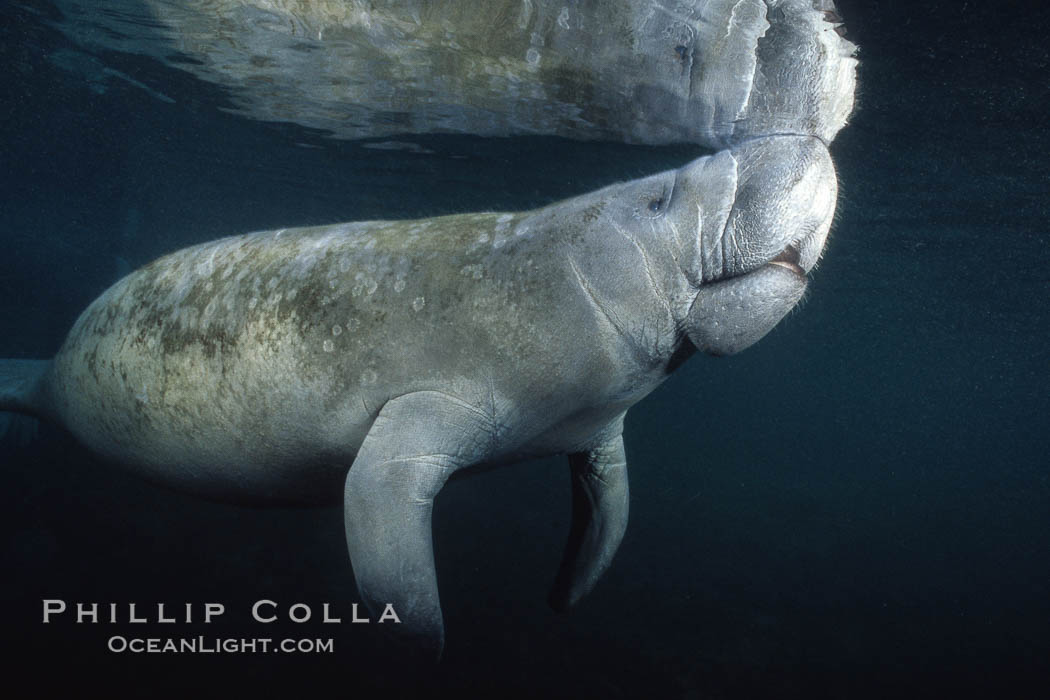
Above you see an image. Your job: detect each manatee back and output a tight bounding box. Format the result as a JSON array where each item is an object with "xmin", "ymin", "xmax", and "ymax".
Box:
[{"xmin": 43, "ymin": 229, "xmax": 382, "ymax": 494}]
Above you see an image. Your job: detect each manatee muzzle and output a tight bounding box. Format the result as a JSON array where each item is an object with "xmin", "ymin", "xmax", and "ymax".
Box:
[{"xmin": 685, "ymin": 243, "xmax": 809, "ymax": 357}]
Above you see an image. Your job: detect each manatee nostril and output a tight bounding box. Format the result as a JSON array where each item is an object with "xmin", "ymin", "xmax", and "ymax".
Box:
[{"xmin": 648, "ymin": 198, "xmax": 664, "ymax": 212}]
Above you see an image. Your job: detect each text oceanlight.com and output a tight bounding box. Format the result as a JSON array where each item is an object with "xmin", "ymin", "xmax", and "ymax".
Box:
[
  {"xmin": 41, "ymin": 599, "xmax": 402, "ymax": 654},
  {"xmin": 107, "ymin": 636, "xmax": 334, "ymax": 654}
]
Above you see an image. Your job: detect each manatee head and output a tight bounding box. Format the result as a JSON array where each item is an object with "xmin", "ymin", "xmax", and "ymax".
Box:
[
  {"xmin": 659, "ymin": 135, "xmax": 838, "ymax": 356},
  {"xmin": 726, "ymin": 0, "xmax": 859, "ymax": 146}
]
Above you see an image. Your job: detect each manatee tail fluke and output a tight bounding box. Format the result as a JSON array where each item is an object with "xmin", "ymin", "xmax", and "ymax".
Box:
[
  {"xmin": 0, "ymin": 359, "xmax": 51, "ymax": 418},
  {"xmin": 0, "ymin": 412, "xmax": 41, "ymax": 446},
  {"xmin": 0, "ymin": 359, "xmax": 50, "ymax": 445}
]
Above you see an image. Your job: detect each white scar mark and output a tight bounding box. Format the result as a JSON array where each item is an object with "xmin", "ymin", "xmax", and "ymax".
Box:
[
  {"xmin": 726, "ymin": 226, "xmax": 743, "ymax": 270},
  {"xmin": 568, "ymin": 257, "xmax": 630, "ymax": 345},
  {"xmin": 667, "ymin": 218, "xmax": 681, "ymax": 244},
  {"xmin": 721, "ymin": 150, "xmax": 742, "ymax": 273},
  {"xmin": 611, "ymin": 220, "xmax": 660, "ymax": 295},
  {"xmin": 697, "ymin": 203, "xmax": 705, "ymax": 280},
  {"xmin": 423, "ymin": 389, "xmax": 496, "ymax": 428},
  {"xmin": 619, "ymin": 220, "xmax": 662, "ymax": 295}
]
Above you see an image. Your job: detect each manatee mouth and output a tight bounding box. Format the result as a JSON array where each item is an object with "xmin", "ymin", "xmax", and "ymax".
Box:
[
  {"xmin": 768, "ymin": 244, "xmax": 806, "ymax": 278},
  {"xmin": 768, "ymin": 212, "xmax": 831, "ymax": 278},
  {"xmin": 686, "ymin": 244, "xmax": 810, "ymax": 357}
]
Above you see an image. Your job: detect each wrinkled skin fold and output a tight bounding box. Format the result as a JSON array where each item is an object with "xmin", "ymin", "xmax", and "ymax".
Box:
[{"xmin": 3, "ymin": 0, "xmax": 858, "ymax": 658}]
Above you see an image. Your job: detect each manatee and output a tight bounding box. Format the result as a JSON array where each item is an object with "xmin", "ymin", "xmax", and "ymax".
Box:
[
  {"xmin": 1, "ymin": 134, "xmax": 837, "ymax": 655},
  {"xmin": 52, "ymin": 0, "xmax": 857, "ymax": 147}
]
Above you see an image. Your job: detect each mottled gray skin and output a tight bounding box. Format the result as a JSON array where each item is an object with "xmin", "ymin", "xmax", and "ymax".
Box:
[
  {"xmin": 3, "ymin": 134, "xmax": 836, "ymax": 655},
  {"xmin": 53, "ymin": 0, "xmax": 857, "ymax": 147}
]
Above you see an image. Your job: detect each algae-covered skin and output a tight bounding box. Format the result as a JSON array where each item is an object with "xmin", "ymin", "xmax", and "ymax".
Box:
[
  {"xmin": 9, "ymin": 0, "xmax": 859, "ymax": 657},
  {"xmin": 54, "ymin": 0, "xmax": 856, "ymax": 146},
  {"xmin": 1, "ymin": 134, "xmax": 837, "ymax": 653}
]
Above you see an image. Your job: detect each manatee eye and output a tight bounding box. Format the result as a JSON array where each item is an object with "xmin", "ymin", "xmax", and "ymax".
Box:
[{"xmin": 648, "ymin": 198, "xmax": 664, "ymax": 213}]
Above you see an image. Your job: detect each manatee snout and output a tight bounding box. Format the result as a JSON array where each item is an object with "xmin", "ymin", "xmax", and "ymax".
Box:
[
  {"xmin": 668, "ymin": 134, "xmax": 837, "ymax": 292},
  {"xmin": 666, "ymin": 132, "xmax": 835, "ymax": 357},
  {"xmin": 736, "ymin": 0, "xmax": 859, "ymax": 145},
  {"xmin": 719, "ymin": 135, "xmax": 838, "ymax": 280}
]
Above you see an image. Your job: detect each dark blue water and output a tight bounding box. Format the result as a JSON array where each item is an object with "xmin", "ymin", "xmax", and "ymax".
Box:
[{"xmin": 2, "ymin": 0, "xmax": 1048, "ymax": 697}]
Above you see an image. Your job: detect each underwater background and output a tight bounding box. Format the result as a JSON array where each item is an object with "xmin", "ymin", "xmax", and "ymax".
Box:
[{"xmin": 1, "ymin": 0, "xmax": 1047, "ymax": 697}]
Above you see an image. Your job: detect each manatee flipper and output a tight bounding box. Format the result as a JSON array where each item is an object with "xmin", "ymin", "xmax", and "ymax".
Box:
[
  {"xmin": 343, "ymin": 391, "xmax": 496, "ymax": 659},
  {"xmin": 549, "ymin": 432, "xmax": 629, "ymax": 612}
]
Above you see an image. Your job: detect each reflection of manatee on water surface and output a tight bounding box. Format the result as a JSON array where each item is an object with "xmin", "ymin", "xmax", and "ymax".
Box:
[
  {"xmin": 7, "ymin": 0, "xmax": 858, "ymax": 657},
  {"xmin": 46, "ymin": 48, "xmax": 176, "ymax": 103},
  {"xmin": 52, "ymin": 0, "xmax": 856, "ymax": 147}
]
